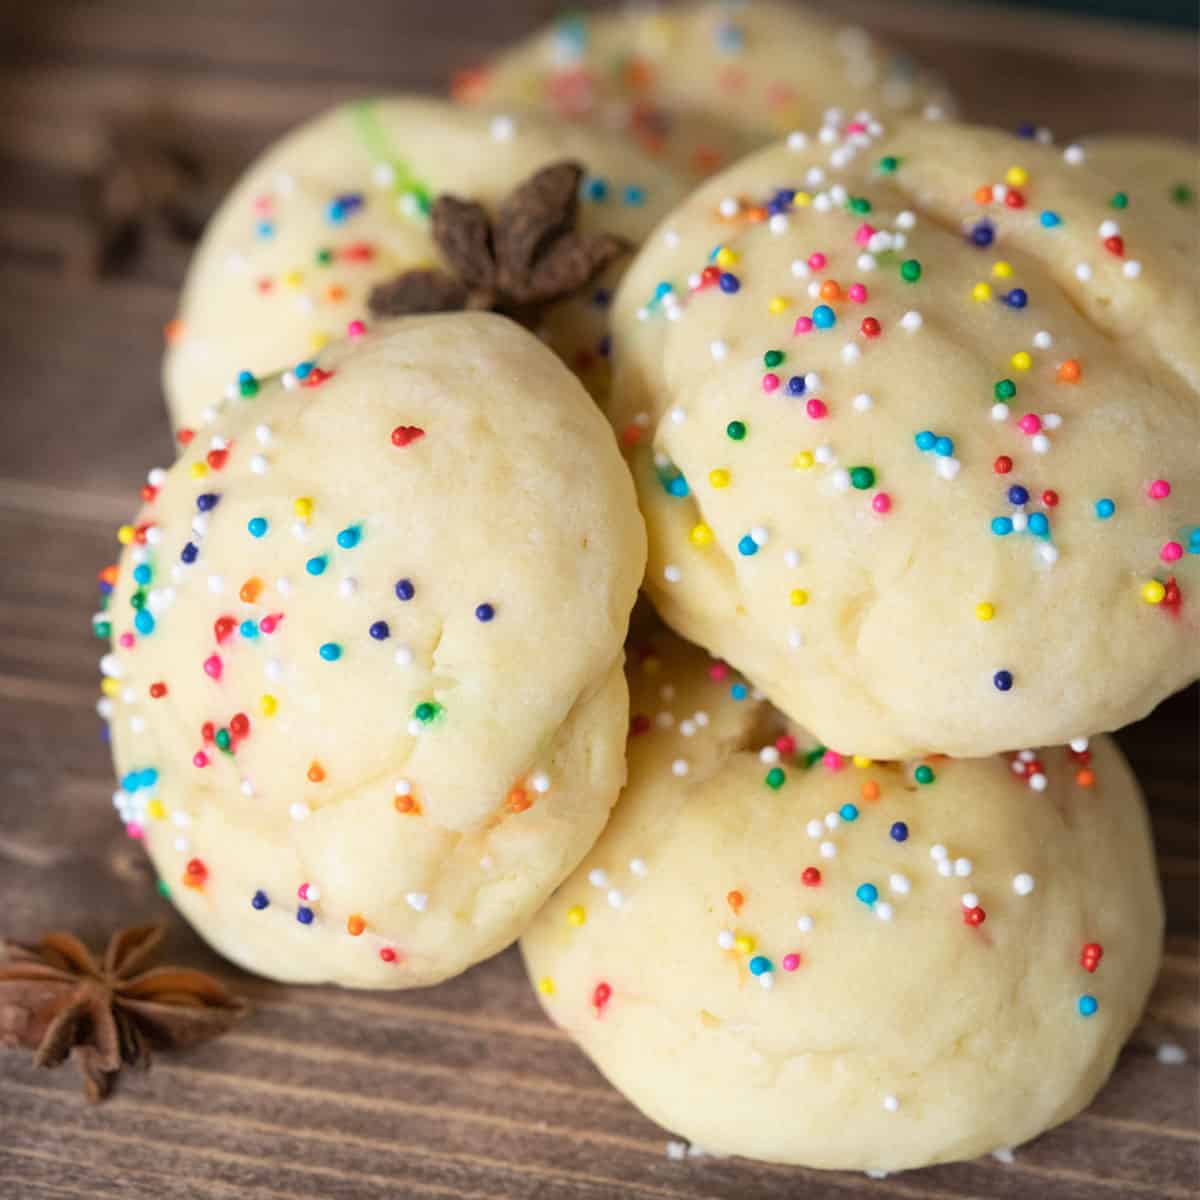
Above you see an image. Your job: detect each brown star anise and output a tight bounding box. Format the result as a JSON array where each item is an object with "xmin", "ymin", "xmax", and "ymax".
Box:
[
  {"xmin": 368, "ymin": 160, "xmax": 630, "ymax": 322},
  {"xmin": 0, "ymin": 923, "xmax": 248, "ymax": 1102}
]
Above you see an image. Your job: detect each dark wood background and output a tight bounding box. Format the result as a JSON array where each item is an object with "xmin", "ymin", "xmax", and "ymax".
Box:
[{"xmin": 1, "ymin": 2, "xmax": 1196, "ymax": 1196}]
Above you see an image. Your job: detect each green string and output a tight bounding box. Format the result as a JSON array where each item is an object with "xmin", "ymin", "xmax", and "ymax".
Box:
[{"xmin": 348, "ymin": 100, "xmax": 432, "ymax": 216}]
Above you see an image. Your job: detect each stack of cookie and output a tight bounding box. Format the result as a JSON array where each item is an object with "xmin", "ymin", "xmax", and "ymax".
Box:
[{"xmin": 97, "ymin": 1, "xmax": 1197, "ymax": 1175}]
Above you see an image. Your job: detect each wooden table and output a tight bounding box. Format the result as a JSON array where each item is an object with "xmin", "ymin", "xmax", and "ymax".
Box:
[{"xmin": 1, "ymin": 2, "xmax": 1196, "ymax": 1196}]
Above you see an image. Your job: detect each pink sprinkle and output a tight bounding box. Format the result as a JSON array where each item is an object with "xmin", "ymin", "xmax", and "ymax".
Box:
[
  {"xmin": 805, "ymin": 398, "xmax": 828, "ymax": 419},
  {"xmin": 822, "ymin": 750, "xmax": 845, "ymax": 772},
  {"xmin": 1161, "ymin": 542, "xmax": 1183, "ymax": 562},
  {"xmin": 872, "ymin": 492, "xmax": 893, "ymax": 514},
  {"xmin": 118, "ymin": 632, "xmax": 135, "ymax": 649},
  {"xmin": 125, "ymin": 822, "xmax": 145, "ymax": 840},
  {"xmin": 298, "ymin": 883, "xmax": 311, "ymax": 900},
  {"xmin": 1017, "ymin": 413, "xmax": 1042, "ymax": 435},
  {"xmin": 855, "ymin": 223, "xmax": 876, "ymax": 246},
  {"xmin": 1147, "ymin": 479, "xmax": 1171, "ymax": 500},
  {"xmin": 203, "ymin": 654, "xmax": 223, "ymax": 680},
  {"xmin": 762, "ymin": 373, "xmax": 781, "ymax": 393},
  {"xmin": 347, "ymin": 319, "xmax": 367, "ymax": 340},
  {"xmin": 807, "ymin": 252, "xmax": 827, "ymax": 270},
  {"xmin": 775, "ymin": 735, "xmax": 797, "ymax": 756},
  {"xmin": 846, "ymin": 121, "xmax": 867, "ymax": 135},
  {"xmin": 192, "ymin": 751, "xmax": 209, "ymax": 768},
  {"xmin": 847, "ymin": 283, "xmax": 868, "ymax": 303},
  {"xmin": 782, "ymin": 953, "xmax": 801, "ymax": 972},
  {"xmin": 793, "ymin": 316, "xmax": 814, "ymax": 334},
  {"xmin": 260, "ymin": 613, "xmax": 282, "ymax": 635},
  {"xmin": 252, "ymin": 195, "xmax": 272, "ymax": 214},
  {"xmin": 708, "ymin": 662, "xmax": 730, "ymax": 681}
]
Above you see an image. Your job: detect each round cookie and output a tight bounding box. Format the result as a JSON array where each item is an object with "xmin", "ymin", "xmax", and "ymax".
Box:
[
  {"xmin": 609, "ymin": 117, "xmax": 1200, "ymax": 759},
  {"xmin": 521, "ymin": 632, "xmax": 1163, "ymax": 1171},
  {"xmin": 164, "ymin": 96, "xmax": 686, "ymax": 434},
  {"xmin": 101, "ymin": 313, "xmax": 646, "ymax": 988},
  {"xmin": 457, "ymin": 2, "xmax": 954, "ymax": 179}
]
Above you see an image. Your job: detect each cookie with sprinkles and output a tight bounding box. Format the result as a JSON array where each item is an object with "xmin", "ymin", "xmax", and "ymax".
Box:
[
  {"xmin": 102, "ymin": 313, "xmax": 645, "ymax": 988},
  {"xmin": 520, "ymin": 630, "xmax": 1162, "ymax": 1171},
  {"xmin": 163, "ymin": 96, "xmax": 686, "ymax": 435},
  {"xmin": 454, "ymin": 1, "xmax": 954, "ymax": 179},
  {"xmin": 608, "ymin": 117, "xmax": 1200, "ymax": 759}
]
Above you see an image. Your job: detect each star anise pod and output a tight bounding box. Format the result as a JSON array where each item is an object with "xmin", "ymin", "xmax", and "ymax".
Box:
[
  {"xmin": 0, "ymin": 923, "xmax": 248, "ymax": 1102},
  {"xmin": 368, "ymin": 160, "xmax": 630, "ymax": 323}
]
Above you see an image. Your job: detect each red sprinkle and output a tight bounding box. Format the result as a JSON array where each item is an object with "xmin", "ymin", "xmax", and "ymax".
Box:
[
  {"xmin": 801, "ymin": 867, "xmax": 822, "ymax": 887},
  {"xmin": 994, "ymin": 455, "xmax": 1013, "ymax": 475},
  {"xmin": 1080, "ymin": 942, "xmax": 1103, "ymax": 971},
  {"xmin": 391, "ymin": 425, "xmax": 425, "ymax": 448},
  {"xmin": 592, "ymin": 982, "xmax": 612, "ymax": 1013},
  {"xmin": 149, "ymin": 682, "xmax": 168, "ymax": 699},
  {"xmin": 963, "ymin": 905, "xmax": 987, "ymax": 926},
  {"xmin": 860, "ymin": 316, "xmax": 882, "ymax": 338},
  {"xmin": 1042, "ymin": 490, "xmax": 1059, "ymax": 507}
]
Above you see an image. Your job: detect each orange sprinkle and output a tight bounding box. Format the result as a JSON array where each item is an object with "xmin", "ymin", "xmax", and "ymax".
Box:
[
  {"xmin": 861, "ymin": 780, "xmax": 881, "ymax": 803},
  {"xmin": 239, "ymin": 576, "xmax": 264, "ymax": 603},
  {"xmin": 394, "ymin": 792, "xmax": 421, "ymax": 814},
  {"xmin": 620, "ymin": 424, "xmax": 643, "ymax": 448},
  {"xmin": 507, "ymin": 787, "xmax": 532, "ymax": 814},
  {"xmin": 307, "ymin": 761, "xmax": 326, "ymax": 783},
  {"xmin": 1076, "ymin": 768, "xmax": 1096, "ymax": 788},
  {"xmin": 326, "ymin": 284, "xmax": 347, "ymax": 302},
  {"xmin": 98, "ymin": 564, "xmax": 119, "ymax": 586},
  {"xmin": 745, "ymin": 205, "xmax": 768, "ymax": 223},
  {"xmin": 974, "ymin": 185, "xmax": 992, "ymax": 205},
  {"xmin": 347, "ymin": 915, "xmax": 366, "ymax": 936},
  {"xmin": 819, "ymin": 279, "xmax": 842, "ymax": 301},
  {"xmin": 1057, "ymin": 358, "xmax": 1082, "ymax": 383},
  {"xmin": 164, "ymin": 318, "xmax": 186, "ymax": 345},
  {"xmin": 726, "ymin": 889, "xmax": 744, "ymax": 913}
]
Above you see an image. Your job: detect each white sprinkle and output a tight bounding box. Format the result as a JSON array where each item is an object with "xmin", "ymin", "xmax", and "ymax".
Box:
[
  {"xmin": 992, "ymin": 1147, "xmax": 1016, "ymax": 1165},
  {"xmin": 1043, "ymin": 413, "xmax": 1062, "ymax": 430},
  {"xmin": 679, "ymin": 720, "xmax": 696, "ymax": 738},
  {"xmin": 173, "ymin": 836, "xmax": 189, "ymax": 853},
  {"xmin": 239, "ymin": 779, "xmax": 254, "ymax": 797},
  {"xmin": 264, "ymin": 658, "xmax": 282, "ymax": 683},
  {"xmin": 709, "ymin": 339, "xmax": 728, "ymax": 361},
  {"xmin": 824, "ymin": 811, "xmax": 840, "ymax": 830},
  {"xmin": 288, "ymin": 802, "xmax": 310, "ymax": 822},
  {"xmin": 787, "ymin": 131, "xmax": 808, "ymax": 151},
  {"xmin": 1074, "ymin": 262, "xmax": 1093, "ymax": 282},
  {"xmin": 1011, "ymin": 513, "xmax": 1029, "ymax": 533},
  {"xmin": 338, "ymin": 576, "xmax": 358, "ymax": 598},
  {"xmin": 937, "ymin": 860, "xmax": 953, "ymax": 877},
  {"xmin": 1037, "ymin": 543, "xmax": 1059, "ymax": 566},
  {"xmin": 806, "ymin": 819, "xmax": 824, "ymax": 839},
  {"xmin": 866, "ymin": 1170, "xmax": 890, "ymax": 1180},
  {"xmin": 1019, "ymin": 749, "xmax": 1036, "ymax": 762},
  {"xmin": 664, "ymin": 565, "xmax": 682, "ymax": 584},
  {"xmin": 1033, "ymin": 330, "xmax": 1053, "ymax": 349},
  {"xmin": 667, "ymin": 1140, "xmax": 687, "ymax": 1161},
  {"xmin": 991, "ymin": 403, "xmax": 1011, "ymax": 422},
  {"xmin": 806, "ymin": 280, "xmax": 822, "ymax": 300},
  {"xmin": 841, "ymin": 342, "xmax": 861, "ymax": 364},
  {"xmin": 607, "ymin": 889, "xmax": 624, "ymax": 909},
  {"xmin": 787, "ymin": 627, "xmax": 804, "ymax": 650},
  {"xmin": 1124, "ymin": 260, "xmax": 1142, "ymax": 278},
  {"xmin": 718, "ymin": 196, "xmax": 739, "ymax": 218},
  {"xmin": 394, "ymin": 645, "xmax": 414, "ymax": 667},
  {"xmin": 250, "ymin": 454, "xmax": 268, "ymax": 475},
  {"xmin": 395, "ymin": 779, "xmax": 412, "ymax": 796},
  {"xmin": 1070, "ymin": 737, "xmax": 1090, "ymax": 753},
  {"xmin": 783, "ymin": 548, "xmax": 802, "ymax": 568},
  {"xmin": 930, "ymin": 844, "xmax": 948, "ymax": 861},
  {"xmin": 790, "ymin": 258, "xmax": 811, "ymax": 279},
  {"xmin": 875, "ymin": 902, "xmax": 894, "ymax": 922},
  {"xmin": 669, "ymin": 406, "xmax": 686, "ymax": 425},
  {"xmin": 671, "ymin": 759, "xmax": 689, "ymax": 777},
  {"xmin": 629, "ymin": 858, "xmax": 648, "ymax": 877},
  {"xmin": 1030, "ymin": 772, "xmax": 1048, "ymax": 792},
  {"xmin": 962, "ymin": 892, "xmax": 980, "ymax": 910},
  {"xmin": 1157, "ymin": 1043, "xmax": 1188, "ymax": 1065},
  {"xmin": 796, "ymin": 915, "xmax": 814, "ymax": 933},
  {"xmin": 750, "ymin": 525, "xmax": 769, "ymax": 547},
  {"xmin": 207, "ymin": 575, "xmax": 224, "ymax": 594},
  {"xmin": 693, "ymin": 711, "xmax": 710, "ymax": 728},
  {"xmin": 954, "ymin": 858, "xmax": 973, "ymax": 878},
  {"xmin": 900, "ymin": 310, "xmax": 923, "ymax": 332},
  {"xmin": 490, "ymin": 114, "xmax": 515, "ymax": 141},
  {"xmin": 97, "ymin": 698, "xmax": 113, "ymax": 720},
  {"xmin": 406, "ymin": 892, "xmax": 428, "ymax": 912},
  {"xmin": 717, "ymin": 929, "xmax": 735, "ymax": 950},
  {"xmin": 814, "ymin": 444, "xmax": 835, "ymax": 465},
  {"xmin": 276, "ymin": 577, "xmax": 292, "ymax": 597},
  {"xmin": 804, "ymin": 372, "xmax": 822, "ymax": 391},
  {"xmin": 1064, "ymin": 144, "xmax": 1085, "ymax": 164},
  {"xmin": 758, "ymin": 972, "xmax": 775, "ymax": 990},
  {"xmin": 992, "ymin": 183, "xmax": 1007, "ymax": 204},
  {"xmin": 656, "ymin": 711, "xmax": 674, "ymax": 730},
  {"xmin": 882, "ymin": 1094, "xmax": 900, "ymax": 1112},
  {"xmin": 372, "ymin": 161, "xmax": 396, "ymax": 187},
  {"xmin": 852, "ymin": 392, "xmax": 873, "ymax": 412},
  {"xmin": 896, "ymin": 210, "xmax": 916, "ymax": 230},
  {"xmin": 1099, "ymin": 219, "xmax": 1120, "ymax": 238},
  {"xmin": 819, "ymin": 841, "xmax": 837, "ymax": 859},
  {"xmin": 1012, "ymin": 873, "xmax": 1035, "ymax": 895},
  {"xmin": 892, "ymin": 232, "xmax": 907, "ymax": 251},
  {"xmin": 769, "ymin": 214, "xmax": 790, "ymax": 235},
  {"xmin": 1031, "ymin": 434, "xmax": 1051, "ymax": 455},
  {"xmin": 759, "ymin": 746, "xmax": 780, "ymax": 765},
  {"xmin": 406, "ymin": 719, "xmax": 423, "ymax": 736},
  {"xmin": 282, "ymin": 371, "xmax": 298, "ymax": 391},
  {"xmin": 531, "ymin": 772, "xmax": 551, "ymax": 794},
  {"xmin": 813, "ymin": 192, "xmax": 833, "ymax": 213},
  {"xmin": 831, "ymin": 468, "xmax": 851, "ymax": 492},
  {"xmin": 889, "ymin": 873, "xmax": 911, "ymax": 895},
  {"xmin": 145, "ymin": 527, "xmax": 162, "ymax": 547},
  {"xmin": 856, "ymin": 253, "xmax": 877, "ymax": 271},
  {"xmin": 291, "ymin": 520, "xmax": 308, "ymax": 539},
  {"xmin": 99, "ymin": 654, "xmax": 122, "ymax": 679},
  {"xmin": 588, "ymin": 869, "xmax": 610, "ymax": 889},
  {"xmin": 935, "ymin": 456, "xmax": 961, "ymax": 480}
]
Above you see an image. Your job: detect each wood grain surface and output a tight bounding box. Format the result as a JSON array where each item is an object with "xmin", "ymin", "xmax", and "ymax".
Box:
[{"xmin": 1, "ymin": 2, "xmax": 1197, "ymax": 1197}]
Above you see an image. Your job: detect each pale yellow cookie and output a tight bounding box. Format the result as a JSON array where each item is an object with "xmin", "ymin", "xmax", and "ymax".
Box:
[
  {"xmin": 164, "ymin": 97, "xmax": 686, "ymax": 433},
  {"xmin": 104, "ymin": 313, "xmax": 645, "ymax": 988},
  {"xmin": 521, "ymin": 632, "xmax": 1163, "ymax": 1171},
  {"xmin": 458, "ymin": 1, "xmax": 953, "ymax": 178},
  {"xmin": 609, "ymin": 119, "xmax": 1200, "ymax": 759}
]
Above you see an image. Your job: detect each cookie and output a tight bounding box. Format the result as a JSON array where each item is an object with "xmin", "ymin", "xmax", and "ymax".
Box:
[
  {"xmin": 457, "ymin": 1, "xmax": 953, "ymax": 179},
  {"xmin": 101, "ymin": 313, "xmax": 645, "ymax": 988},
  {"xmin": 520, "ymin": 631, "xmax": 1163, "ymax": 1171},
  {"xmin": 609, "ymin": 118, "xmax": 1200, "ymax": 759},
  {"xmin": 163, "ymin": 97, "xmax": 686, "ymax": 434}
]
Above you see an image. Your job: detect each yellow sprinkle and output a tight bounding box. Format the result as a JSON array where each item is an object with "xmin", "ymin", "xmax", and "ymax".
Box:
[
  {"xmin": 793, "ymin": 191, "xmax": 812, "ymax": 207},
  {"xmin": 767, "ymin": 295, "xmax": 790, "ymax": 314},
  {"xmin": 308, "ymin": 332, "xmax": 330, "ymax": 352},
  {"xmin": 1011, "ymin": 351, "xmax": 1033, "ymax": 371},
  {"xmin": 991, "ymin": 260, "xmax": 1013, "ymax": 279},
  {"xmin": 189, "ymin": 462, "xmax": 208, "ymax": 479},
  {"xmin": 852, "ymin": 755, "xmax": 873, "ymax": 769},
  {"xmin": 642, "ymin": 656, "xmax": 661, "ymax": 675},
  {"xmin": 709, "ymin": 468, "xmax": 731, "ymax": 489},
  {"xmin": 260, "ymin": 693, "xmax": 278, "ymax": 716},
  {"xmin": 792, "ymin": 450, "xmax": 815, "ymax": 470},
  {"xmin": 566, "ymin": 905, "xmax": 587, "ymax": 927},
  {"xmin": 293, "ymin": 496, "xmax": 314, "ymax": 520},
  {"xmin": 101, "ymin": 678, "xmax": 120, "ymax": 698},
  {"xmin": 734, "ymin": 934, "xmax": 756, "ymax": 954},
  {"xmin": 1141, "ymin": 580, "xmax": 1166, "ymax": 605},
  {"xmin": 1005, "ymin": 166, "xmax": 1028, "ymax": 186},
  {"xmin": 283, "ymin": 269, "xmax": 304, "ymax": 288},
  {"xmin": 789, "ymin": 588, "xmax": 809, "ymax": 607},
  {"xmin": 975, "ymin": 602, "xmax": 996, "ymax": 621},
  {"xmin": 146, "ymin": 799, "xmax": 166, "ymax": 821},
  {"xmin": 116, "ymin": 524, "xmax": 135, "ymax": 546},
  {"xmin": 971, "ymin": 282, "xmax": 992, "ymax": 302},
  {"xmin": 689, "ymin": 522, "xmax": 714, "ymax": 547},
  {"xmin": 537, "ymin": 976, "xmax": 555, "ymax": 995},
  {"xmin": 715, "ymin": 247, "xmax": 738, "ymax": 268}
]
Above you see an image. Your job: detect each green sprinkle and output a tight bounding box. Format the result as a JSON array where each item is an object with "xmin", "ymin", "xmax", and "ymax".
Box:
[
  {"xmin": 1171, "ymin": 182, "xmax": 1195, "ymax": 206},
  {"xmin": 804, "ymin": 746, "xmax": 827, "ymax": 768},
  {"xmin": 847, "ymin": 196, "xmax": 872, "ymax": 214},
  {"xmin": 877, "ymin": 155, "xmax": 900, "ymax": 174},
  {"xmin": 994, "ymin": 378, "xmax": 1017, "ymax": 401},
  {"xmin": 849, "ymin": 466, "xmax": 876, "ymax": 490},
  {"xmin": 900, "ymin": 259, "xmax": 922, "ymax": 283},
  {"xmin": 239, "ymin": 375, "xmax": 260, "ymax": 398},
  {"xmin": 214, "ymin": 728, "xmax": 231, "ymax": 752},
  {"xmin": 316, "ymin": 247, "xmax": 334, "ymax": 265},
  {"xmin": 1109, "ymin": 191, "xmax": 1128, "ymax": 210},
  {"xmin": 765, "ymin": 767, "xmax": 786, "ymax": 790},
  {"xmin": 130, "ymin": 590, "xmax": 146, "ymax": 610},
  {"xmin": 414, "ymin": 701, "xmax": 441, "ymax": 723},
  {"xmin": 763, "ymin": 349, "xmax": 784, "ymax": 368},
  {"xmin": 93, "ymin": 621, "xmax": 111, "ymax": 640},
  {"xmin": 156, "ymin": 878, "xmax": 171, "ymax": 900},
  {"xmin": 914, "ymin": 764, "xmax": 935, "ymax": 785},
  {"xmin": 726, "ymin": 420, "xmax": 747, "ymax": 441}
]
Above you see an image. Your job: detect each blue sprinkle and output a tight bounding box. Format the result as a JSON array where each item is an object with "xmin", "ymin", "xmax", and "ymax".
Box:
[
  {"xmin": 1028, "ymin": 512, "xmax": 1050, "ymax": 537},
  {"xmin": 970, "ymin": 221, "xmax": 994, "ymax": 247},
  {"xmin": 653, "ymin": 281, "xmax": 673, "ymax": 302},
  {"xmin": 248, "ymin": 517, "xmax": 268, "ymax": 538},
  {"xmin": 121, "ymin": 771, "xmax": 140, "ymax": 792},
  {"xmin": 251, "ymin": 890, "xmax": 270, "ymax": 910},
  {"xmin": 993, "ymin": 669, "xmax": 1014, "ymax": 691},
  {"xmin": 1078, "ymin": 994, "xmax": 1098, "ymax": 1017},
  {"xmin": 812, "ymin": 304, "xmax": 836, "ymax": 329},
  {"xmin": 181, "ymin": 542, "xmax": 198, "ymax": 564},
  {"xmin": 256, "ymin": 220, "xmax": 275, "ymax": 239},
  {"xmin": 134, "ymin": 610, "xmax": 155, "ymax": 635},
  {"xmin": 294, "ymin": 361, "xmax": 313, "ymax": 380},
  {"xmin": 138, "ymin": 768, "xmax": 158, "ymax": 790},
  {"xmin": 737, "ymin": 535, "xmax": 758, "ymax": 557},
  {"xmin": 623, "ymin": 185, "xmax": 645, "ymax": 206},
  {"xmin": 336, "ymin": 526, "xmax": 361, "ymax": 550},
  {"xmin": 369, "ymin": 620, "xmax": 390, "ymax": 640},
  {"xmin": 666, "ymin": 474, "xmax": 689, "ymax": 498},
  {"xmin": 1007, "ymin": 485, "xmax": 1029, "ymax": 506},
  {"xmin": 1004, "ymin": 288, "xmax": 1028, "ymax": 308},
  {"xmin": 718, "ymin": 272, "xmax": 740, "ymax": 294},
  {"xmin": 839, "ymin": 803, "xmax": 859, "ymax": 822},
  {"xmin": 856, "ymin": 883, "xmax": 879, "ymax": 906},
  {"xmin": 237, "ymin": 370, "xmax": 256, "ymax": 386},
  {"xmin": 730, "ymin": 683, "xmax": 748, "ymax": 701},
  {"xmin": 395, "ymin": 578, "xmax": 415, "ymax": 601},
  {"xmin": 1188, "ymin": 528, "xmax": 1200, "ymax": 553},
  {"xmin": 584, "ymin": 177, "xmax": 608, "ymax": 201},
  {"xmin": 196, "ymin": 492, "xmax": 220, "ymax": 512},
  {"xmin": 933, "ymin": 436, "xmax": 955, "ymax": 457},
  {"xmin": 98, "ymin": 581, "xmax": 114, "ymax": 596},
  {"xmin": 1095, "ymin": 498, "xmax": 1116, "ymax": 519},
  {"xmin": 890, "ymin": 821, "xmax": 909, "ymax": 843},
  {"xmin": 475, "ymin": 603, "xmax": 495, "ymax": 622},
  {"xmin": 992, "ymin": 516, "xmax": 1014, "ymax": 536},
  {"xmin": 747, "ymin": 955, "xmax": 772, "ymax": 976},
  {"xmin": 592, "ymin": 288, "xmax": 612, "ymax": 308},
  {"xmin": 787, "ymin": 375, "xmax": 806, "ymax": 395},
  {"xmin": 132, "ymin": 564, "xmax": 152, "ymax": 585},
  {"xmin": 239, "ymin": 620, "xmax": 258, "ymax": 639},
  {"xmin": 305, "ymin": 555, "xmax": 328, "ymax": 576},
  {"xmin": 318, "ymin": 642, "xmax": 342, "ymax": 662},
  {"xmin": 1040, "ymin": 210, "xmax": 1062, "ymax": 228},
  {"xmin": 296, "ymin": 906, "xmax": 314, "ymax": 925},
  {"xmin": 1016, "ymin": 122, "xmax": 1037, "ymax": 138},
  {"xmin": 914, "ymin": 430, "xmax": 936, "ymax": 452}
]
